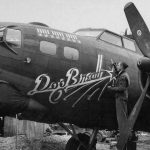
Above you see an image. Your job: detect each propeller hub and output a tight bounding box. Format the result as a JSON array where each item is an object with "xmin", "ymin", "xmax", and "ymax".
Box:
[{"xmin": 137, "ymin": 57, "xmax": 150, "ymax": 72}]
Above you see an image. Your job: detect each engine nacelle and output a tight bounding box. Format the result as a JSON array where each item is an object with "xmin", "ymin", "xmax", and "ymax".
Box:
[{"xmin": 137, "ymin": 57, "xmax": 150, "ymax": 72}]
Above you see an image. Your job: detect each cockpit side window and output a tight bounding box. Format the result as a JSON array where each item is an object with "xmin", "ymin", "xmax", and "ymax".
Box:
[
  {"xmin": 100, "ymin": 32, "xmax": 122, "ymax": 47},
  {"xmin": 6, "ymin": 29, "xmax": 21, "ymax": 48},
  {"xmin": 123, "ymin": 38, "xmax": 136, "ymax": 51}
]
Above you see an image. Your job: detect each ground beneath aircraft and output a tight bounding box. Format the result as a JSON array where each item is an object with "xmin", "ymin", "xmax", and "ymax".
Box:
[{"xmin": 0, "ymin": 133, "xmax": 150, "ymax": 150}]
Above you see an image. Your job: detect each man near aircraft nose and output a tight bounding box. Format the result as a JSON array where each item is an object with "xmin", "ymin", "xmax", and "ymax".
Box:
[
  {"xmin": 108, "ymin": 62, "xmax": 130, "ymax": 120},
  {"xmin": 107, "ymin": 62, "xmax": 130, "ymax": 150}
]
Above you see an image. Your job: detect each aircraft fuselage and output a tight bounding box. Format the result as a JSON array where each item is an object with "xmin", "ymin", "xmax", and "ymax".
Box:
[{"xmin": 0, "ymin": 22, "xmax": 149, "ymax": 131}]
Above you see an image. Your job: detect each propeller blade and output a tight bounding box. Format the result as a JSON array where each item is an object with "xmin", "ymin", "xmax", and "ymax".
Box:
[
  {"xmin": 117, "ymin": 75, "xmax": 150, "ymax": 150},
  {"xmin": 124, "ymin": 2, "xmax": 150, "ymax": 58}
]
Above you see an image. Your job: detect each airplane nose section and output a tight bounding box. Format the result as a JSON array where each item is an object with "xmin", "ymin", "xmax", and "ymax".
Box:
[{"xmin": 0, "ymin": 83, "xmax": 47, "ymax": 116}]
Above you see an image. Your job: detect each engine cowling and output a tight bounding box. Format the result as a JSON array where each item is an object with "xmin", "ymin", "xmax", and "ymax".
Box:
[
  {"xmin": 137, "ymin": 57, "xmax": 150, "ymax": 72},
  {"xmin": 138, "ymin": 57, "xmax": 150, "ymax": 98}
]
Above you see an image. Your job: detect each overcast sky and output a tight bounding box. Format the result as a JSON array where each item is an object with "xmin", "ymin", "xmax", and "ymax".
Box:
[{"xmin": 0, "ymin": 0, "xmax": 150, "ymax": 35}]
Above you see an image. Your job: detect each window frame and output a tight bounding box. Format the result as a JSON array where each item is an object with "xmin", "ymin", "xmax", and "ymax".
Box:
[
  {"xmin": 5, "ymin": 28, "xmax": 22, "ymax": 48},
  {"xmin": 122, "ymin": 37, "xmax": 136, "ymax": 52},
  {"xmin": 40, "ymin": 40, "xmax": 57, "ymax": 56},
  {"xmin": 99, "ymin": 31, "xmax": 123, "ymax": 47},
  {"xmin": 64, "ymin": 46, "xmax": 79, "ymax": 61}
]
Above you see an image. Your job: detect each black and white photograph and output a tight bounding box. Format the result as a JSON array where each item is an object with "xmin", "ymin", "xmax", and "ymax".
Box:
[{"xmin": 0, "ymin": 0, "xmax": 150, "ymax": 150}]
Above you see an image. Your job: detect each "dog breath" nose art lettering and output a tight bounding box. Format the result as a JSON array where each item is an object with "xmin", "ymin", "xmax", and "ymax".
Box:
[{"xmin": 28, "ymin": 54, "xmax": 114, "ymax": 107}]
